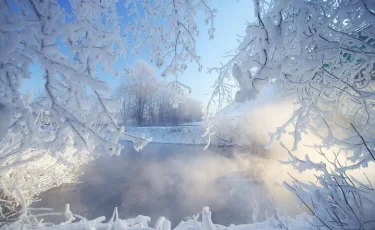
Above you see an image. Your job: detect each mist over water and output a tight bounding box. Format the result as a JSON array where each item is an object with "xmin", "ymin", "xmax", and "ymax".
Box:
[
  {"xmin": 33, "ymin": 90, "xmax": 312, "ymax": 227},
  {"xmin": 34, "ymin": 141, "xmax": 302, "ymax": 227}
]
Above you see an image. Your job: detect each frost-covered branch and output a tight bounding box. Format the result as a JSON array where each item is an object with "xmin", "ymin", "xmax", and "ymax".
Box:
[{"xmin": 124, "ymin": 0, "xmax": 216, "ymax": 76}]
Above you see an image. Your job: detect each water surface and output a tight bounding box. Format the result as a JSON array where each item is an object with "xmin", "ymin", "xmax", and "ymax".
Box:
[{"xmin": 34, "ymin": 142, "xmax": 299, "ymax": 226}]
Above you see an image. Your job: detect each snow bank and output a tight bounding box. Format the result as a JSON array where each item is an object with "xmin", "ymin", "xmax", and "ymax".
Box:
[
  {"xmin": 124, "ymin": 125, "xmax": 207, "ymax": 145},
  {"xmin": 5, "ymin": 206, "xmax": 314, "ymax": 230}
]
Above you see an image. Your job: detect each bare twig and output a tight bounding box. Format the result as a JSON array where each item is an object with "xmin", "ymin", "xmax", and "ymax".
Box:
[{"xmin": 350, "ymin": 123, "xmax": 375, "ymax": 160}]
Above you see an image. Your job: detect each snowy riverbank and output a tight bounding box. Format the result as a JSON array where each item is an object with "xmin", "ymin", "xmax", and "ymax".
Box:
[
  {"xmin": 124, "ymin": 125, "xmax": 207, "ymax": 145},
  {"xmin": 122, "ymin": 102, "xmax": 259, "ymax": 147}
]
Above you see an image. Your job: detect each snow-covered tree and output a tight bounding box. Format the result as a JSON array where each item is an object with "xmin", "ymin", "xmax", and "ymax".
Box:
[
  {"xmin": 179, "ymin": 97, "xmax": 203, "ymax": 123},
  {"xmin": 115, "ymin": 62, "xmax": 203, "ymax": 126},
  {"xmin": 119, "ymin": 61, "xmax": 160, "ymax": 126},
  {"xmin": 154, "ymin": 85, "xmax": 178, "ymax": 126},
  {"xmin": 209, "ymin": 0, "xmax": 375, "ymax": 150},
  {"xmin": 0, "ymin": 0, "xmax": 215, "ymax": 222},
  {"xmin": 205, "ymin": 0, "xmax": 375, "ymax": 229},
  {"xmin": 0, "ymin": 1, "xmax": 155, "ymax": 220}
]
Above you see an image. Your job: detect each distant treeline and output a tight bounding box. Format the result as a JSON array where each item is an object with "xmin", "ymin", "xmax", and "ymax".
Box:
[{"xmin": 113, "ymin": 61, "xmax": 203, "ymax": 127}]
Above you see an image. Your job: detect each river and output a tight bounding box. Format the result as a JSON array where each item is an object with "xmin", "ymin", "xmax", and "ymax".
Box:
[{"xmin": 33, "ymin": 142, "xmax": 300, "ymax": 227}]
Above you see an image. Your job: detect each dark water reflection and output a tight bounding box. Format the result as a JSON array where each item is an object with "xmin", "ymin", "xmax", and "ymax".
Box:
[{"xmin": 33, "ymin": 142, "xmax": 299, "ymax": 227}]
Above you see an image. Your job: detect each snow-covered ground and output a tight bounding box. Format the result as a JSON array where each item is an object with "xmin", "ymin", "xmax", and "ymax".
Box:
[
  {"xmin": 123, "ymin": 121, "xmax": 252, "ymax": 147},
  {"xmin": 124, "ymin": 125, "xmax": 207, "ymax": 145},
  {"xmin": 122, "ymin": 102, "xmax": 261, "ymax": 147}
]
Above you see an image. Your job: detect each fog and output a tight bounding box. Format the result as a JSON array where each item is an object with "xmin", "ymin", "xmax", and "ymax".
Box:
[{"xmin": 35, "ymin": 142, "xmax": 304, "ymax": 226}]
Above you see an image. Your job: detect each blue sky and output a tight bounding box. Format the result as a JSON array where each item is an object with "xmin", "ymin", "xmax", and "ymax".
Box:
[
  {"xmin": 21, "ymin": 1, "xmax": 254, "ymax": 106},
  {"xmin": 169, "ymin": 1, "xmax": 254, "ymax": 105}
]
